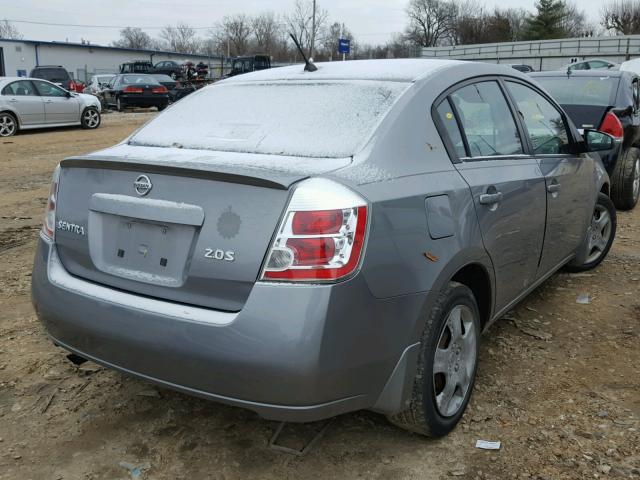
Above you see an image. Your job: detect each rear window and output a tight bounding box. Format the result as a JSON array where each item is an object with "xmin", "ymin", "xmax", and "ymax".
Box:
[
  {"xmin": 121, "ymin": 75, "xmax": 160, "ymax": 85},
  {"xmin": 129, "ymin": 80, "xmax": 409, "ymax": 158},
  {"xmin": 32, "ymin": 68, "xmax": 70, "ymax": 83},
  {"xmin": 534, "ymin": 76, "xmax": 619, "ymax": 106}
]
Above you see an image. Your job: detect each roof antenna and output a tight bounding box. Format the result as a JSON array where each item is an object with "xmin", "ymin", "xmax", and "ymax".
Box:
[{"xmin": 289, "ymin": 33, "xmax": 317, "ymax": 72}]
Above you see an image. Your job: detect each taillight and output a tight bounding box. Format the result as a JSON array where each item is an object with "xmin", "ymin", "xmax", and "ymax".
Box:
[
  {"xmin": 261, "ymin": 178, "xmax": 368, "ymax": 282},
  {"xmin": 600, "ymin": 112, "xmax": 624, "ymax": 139},
  {"xmin": 42, "ymin": 165, "xmax": 60, "ymax": 240},
  {"xmin": 152, "ymin": 86, "xmax": 168, "ymax": 94},
  {"xmin": 123, "ymin": 86, "xmax": 144, "ymax": 93}
]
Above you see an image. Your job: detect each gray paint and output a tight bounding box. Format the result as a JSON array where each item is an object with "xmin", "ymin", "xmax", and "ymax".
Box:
[{"xmin": 32, "ymin": 59, "xmax": 610, "ymax": 422}]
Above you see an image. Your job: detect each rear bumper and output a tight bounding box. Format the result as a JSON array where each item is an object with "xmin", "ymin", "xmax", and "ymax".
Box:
[
  {"xmin": 32, "ymin": 236, "xmax": 428, "ymax": 421},
  {"xmin": 120, "ymin": 94, "xmax": 168, "ymax": 108}
]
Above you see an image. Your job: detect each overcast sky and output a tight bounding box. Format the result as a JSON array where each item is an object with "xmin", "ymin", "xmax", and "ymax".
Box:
[{"xmin": 2, "ymin": 0, "xmax": 608, "ymax": 46}]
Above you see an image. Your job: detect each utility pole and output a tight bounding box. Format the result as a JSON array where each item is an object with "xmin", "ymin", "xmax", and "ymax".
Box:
[{"xmin": 310, "ymin": 0, "xmax": 316, "ymax": 60}]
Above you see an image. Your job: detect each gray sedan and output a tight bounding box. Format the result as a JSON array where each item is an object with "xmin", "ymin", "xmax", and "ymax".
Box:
[
  {"xmin": 0, "ymin": 77, "xmax": 101, "ymax": 136},
  {"xmin": 31, "ymin": 60, "xmax": 616, "ymax": 437}
]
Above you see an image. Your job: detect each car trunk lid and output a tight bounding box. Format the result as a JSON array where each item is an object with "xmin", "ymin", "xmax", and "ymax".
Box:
[{"xmin": 54, "ymin": 145, "xmax": 351, "ymax": 311}]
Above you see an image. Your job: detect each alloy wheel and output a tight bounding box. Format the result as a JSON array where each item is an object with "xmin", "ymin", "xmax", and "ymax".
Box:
[
  {"xmin": 432, "ymin": 305, "xmax": 477, "ymax": 417},
  {"xmin": 83, "ymin": 109, "xmax": 99, "ymax": 128},
  {"xmin": 0, "ymin": 115, "xmax": 16, "ymax": 137},
  {"xmin": 586, "ymin": 204, "xmax": 613, "ymax": 264}
]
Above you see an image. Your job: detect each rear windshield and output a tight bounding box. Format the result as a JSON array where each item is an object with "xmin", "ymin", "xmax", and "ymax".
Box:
[
  {"xmin": 534, "ymin": 76, "xmax": 619, "ymax": 106},
  {"xmin": 129, "ymin": 80, "xmax": 409, "ymax": 158},
  {"xmin": 33, "ymin": 68, "xmax": 70, "ymax": 83},
  {"xmin": 121, "ymin": 74, "xmax": 160, "ymax": 85}
]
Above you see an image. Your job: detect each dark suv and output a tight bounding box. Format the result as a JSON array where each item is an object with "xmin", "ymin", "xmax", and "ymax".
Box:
[
  {"xmin": 119, "ymin": 61, "xmax": 153, "ymax": 74},
  {"xmin": 29, "ymin": 65, "xmax": 83, "ymax": 92}
]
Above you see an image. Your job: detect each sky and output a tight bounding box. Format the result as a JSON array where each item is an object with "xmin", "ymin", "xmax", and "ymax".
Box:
[{"xmin": 1, "ymin": 0, "xmax": 608, "ymax": 46}]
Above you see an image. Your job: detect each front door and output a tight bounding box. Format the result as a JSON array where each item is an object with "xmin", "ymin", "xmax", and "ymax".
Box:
[
  {"xmin": 1, "ymin": 80, "xmax": 44, "ymax": 126},
  {"xmin": 505, "ymin": 81, "xmax": 594, "ymax": 275},
  {"xmin": 32, "ymin": 80, "xmax": 80, "ymax": 124},
  {"xmin": 437, "ymin": 80, "xmax": 547, "ymax": 311}
]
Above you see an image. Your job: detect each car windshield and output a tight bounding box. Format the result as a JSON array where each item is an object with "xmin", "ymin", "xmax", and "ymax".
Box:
[
  {"xmin": 534, "ymin": 76, "xmax": 619, "ymax": 106},
  {"xmin": 35, "ymin": 68, "xmax": 70, "ymax": 83},
  {"xmin": 129, "ymin": 80, "xmax": 409, "ymax": 158},
  {"xmin": 121, "ymin": 75, "xmax": 159, "ymax": 85}
]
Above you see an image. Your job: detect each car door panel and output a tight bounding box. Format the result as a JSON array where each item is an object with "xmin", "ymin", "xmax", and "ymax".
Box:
[
  {"xmin": 505, "ymin": 81, "xmax": 594, "ymax": 276},
  {"xmin": 455, "ymin": 160, "xmax": 547, "ymax": 310},
  {"xmin": 33, "ymin": 80, "xmax": 79, "ymax": 124},
  {"xmin": 2, "ymin": 80, "xmax": 44, "ymax": 126},
  {"xmin": 437, "ymin": 80, "xmax": 547, "ymax": 311}
]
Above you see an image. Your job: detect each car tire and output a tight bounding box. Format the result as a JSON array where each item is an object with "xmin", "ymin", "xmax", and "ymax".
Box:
[
  {"xmin": 566, "ymin": 193, "xmax": 616, "ymax": 272},
  {"xmin": 157, "ymin": 104, "xmax": 167, "ymax": 112},
  {"xmin": 116, "ymin": 97, "xmax": 124, "ymax": 112},
  {"xmin": 611, "ymin": 147, "xmax": 640, "ymax": 210},
  {"xmin": 80, "ymin": 107, "xmax": 101, "ymax": 129},
  {"xmin": 0, "ymin": 111, "xmax": 18, "ymax": 137},
  {"xmin": 387, "ymin": 281, "xmax": 480, "ymax": 437}
]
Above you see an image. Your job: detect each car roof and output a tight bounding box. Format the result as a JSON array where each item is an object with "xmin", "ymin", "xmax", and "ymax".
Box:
[
  {"xmin": 0, "ymin": 76, "xmax": 54, "ymax": 83},
  {"xmin": 220, "ymin": 59, "xmax": 517, "ymax": 83}
]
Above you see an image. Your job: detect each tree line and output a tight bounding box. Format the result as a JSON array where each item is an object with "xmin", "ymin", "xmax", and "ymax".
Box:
[{"xmin": 3, "ymin": 0, "xmax": 640, "ymax": 60}]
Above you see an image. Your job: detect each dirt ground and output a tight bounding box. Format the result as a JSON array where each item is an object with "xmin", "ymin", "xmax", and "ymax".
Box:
[{"xmin": 0, "ymin": 112, "xmax": 638, "ymax": 480}]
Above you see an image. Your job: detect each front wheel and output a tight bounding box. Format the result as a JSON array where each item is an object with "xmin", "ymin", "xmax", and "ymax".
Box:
[
  {"xmin": 566, "ymin": 193, "xmax": 616, "ymax": 272},
  {"xmin": 0, "ymin": 112, "xmax": 18, "ymax": 137},
  {"xmin": 80, "ymin": 107, "xmax": 101, "ymax": 129},
  {"xmin": 388, "ymin": 282, "xmax": 480, "ymax": 437},
  {"xmin": 116, "ymin": 96, "xmax": 124, "ymax": 112},
  {"xmin": 611, "ymin": 147, "xmax": 640, "ymax": 210}
]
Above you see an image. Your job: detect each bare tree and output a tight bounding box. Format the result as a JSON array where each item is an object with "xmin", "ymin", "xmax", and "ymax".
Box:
[
  {"xmin": 159, "ymin": 22, "xmax": 201, "ymax": 54},
  {"xmin": 251, "ymin": 12, "xmax": 282, "ymax": 56},
  {"xmin": 286, "ymin": 0, "xmax": 328, "ymax": 59},
  {"xmin": 0, "ymin": 19, "xmax": 23, "ymax": 40},
  {"xmin": 211, "ymin": 14, "xmax": 252, "ymax": 57},
  {"xmin": 112, "ymin": 27, "xmax": 153, "ymax": 50},
  {"xmin": 500, "ymin": 8, "xmax": 529, "ymax": 41},
  {"xmin": 405, "ymin": 0, "xmax": 458, "ymax": 47},
  {"xmin": 602, "ymin": 0, "xmax": 640, "ymax": 34}
]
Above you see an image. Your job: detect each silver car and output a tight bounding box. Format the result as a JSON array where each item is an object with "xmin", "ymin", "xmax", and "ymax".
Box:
[
  {"xmin": 31, "ymin": 60, "xmax": 616, "ymax": 436},
  {"xmin": 0, "ymin": 77, "xmax": 101, "ymax": 137}
]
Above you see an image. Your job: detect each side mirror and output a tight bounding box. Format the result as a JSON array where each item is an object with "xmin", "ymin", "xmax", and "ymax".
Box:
[{"xmin": 583, "ymin": 129, "xmax": 615, "ymax": 152}]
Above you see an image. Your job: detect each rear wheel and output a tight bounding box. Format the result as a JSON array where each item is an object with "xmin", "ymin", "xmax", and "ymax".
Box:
[
  {"xmin": 116, "ymin": 96, "xmax": 124, "ymax": 112},
  {"xmin": 611, "ymin": 147, "xmax": 640, "ymax": 210},
  {"xmin": 566, "ymin": 193, "xmax": 616, "ymax": 272},
  {"xmin": 157, "ymin": 104, "xmax": 167, "ymax": 112},
  {"xmin": 388, "ymin": 282, "xmax": 480, "ymax": 437},
  {"xmin": 0, "ymin": 112, "xmax": 18, "ymax": 137},
  {"xmin": 81, "ymin": 107, "xmax": 101, "ymax": 129}
]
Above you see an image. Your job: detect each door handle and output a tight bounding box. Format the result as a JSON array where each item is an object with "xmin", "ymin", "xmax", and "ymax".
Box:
[
  {"xmin": 44, "ymin": 99, "xmax": 53, "ymax": 103},
  {"xmin": 8, "ymin": 98, "xmax": 18, "ymax": 103},
  {"xmin": 547, "ymin": 183, "xmax": 561, "ymax": 194},
  {"xmin": 479, "ymin": 192, "xmax": 503, "ymax": 205}
]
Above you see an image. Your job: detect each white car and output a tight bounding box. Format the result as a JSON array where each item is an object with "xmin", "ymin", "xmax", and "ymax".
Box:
[
  {"xmin": 83, "ymin": 74, "xmax": 115, "ymax": 95},
  {"xmin": 0, "ymin": 77, "xmax": 102, "ymax": 137}
]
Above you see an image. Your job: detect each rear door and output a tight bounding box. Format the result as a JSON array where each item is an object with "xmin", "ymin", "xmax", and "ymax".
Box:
[
  {"xmin": 1, "ymin": 80, "xmax": 44, "ymax": 126},
  {"xmin": 505, "ymin": 80, "xmax": 593, "ymax": 276},
  {"xmin": 436, "ymin": 80, "xmax": 547, "ymax": 311},
  {"xmin": 33, "ymin": 80, "xmax": 80, "ymax": 124}
]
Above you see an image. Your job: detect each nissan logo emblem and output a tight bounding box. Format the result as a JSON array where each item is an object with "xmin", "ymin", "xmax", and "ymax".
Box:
[{"xmin": 134, "ymin": 175, "xmax": 152, "ymax": 196}]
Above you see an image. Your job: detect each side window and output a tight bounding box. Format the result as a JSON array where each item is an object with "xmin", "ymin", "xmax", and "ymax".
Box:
[
  {"xmin": 507, "ymin": 81, "xmax": 571, "ymax": 155},
  {"xmin": 33, "ymin": 80, "xmax": 67, "ymax": 97},
  {"xmin": 449, "ymin": 81, "xmax": 523, "ymax": 157},
  {"xmin": 2, "ymin": 80, "xmax": 37, "ymax": 96},
  {"xmin": 435, "ymin": 98, "xmax": 466, "ymax": 158}
]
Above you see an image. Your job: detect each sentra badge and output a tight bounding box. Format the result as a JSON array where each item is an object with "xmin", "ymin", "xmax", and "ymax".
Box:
[{"xmin": 57, "ymin": 220, "xmax": 86, "ymax": 236}]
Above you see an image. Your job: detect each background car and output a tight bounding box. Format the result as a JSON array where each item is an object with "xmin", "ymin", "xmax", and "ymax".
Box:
[
  {"xmin": 152, "ymin": 60, "xmax": 183, "ymax": 79},
  {"xmin": 532, "ymin": 70, "xmax": 640, "ymax": 209},
  {"xmin": 119, "ymin": 61, "xmax": 153, "ymax": 74},
  {"xmin": 509, "ymin": 64, "xmax": 534, "ymax": 73},
  {"xmin": 228, "ymin": 55, "xmax": 271, "ymax": 77},
  {"xmin": 29, "ymin": 65, "xmax": 84, "ymax": 92},
  {"xmin": 83, "ymin": 74, "xmax": 115, "ymax": 95},
  {"xmin": 32, "ymin": 60, "xmax": 615, "ymax": 439},
  {"xmin": 102, "ymin": 74, "xmax": 169, "ymax": 111},
  {"xmin": 0, "ymin": 77, "xmax": 101, "ymax": 136},
  {"xmin": 566, "ymin": 58, "xmax": 617, "ymax": 71}
]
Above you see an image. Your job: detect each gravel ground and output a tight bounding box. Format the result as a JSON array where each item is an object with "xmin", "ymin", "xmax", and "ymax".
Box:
[{"xmin": 0, "ymin": 112, "xmax": 638, "ymax": 480}]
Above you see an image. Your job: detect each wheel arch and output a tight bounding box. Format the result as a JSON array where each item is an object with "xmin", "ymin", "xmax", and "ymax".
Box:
[
  {"xmin": 450, "ymin": 262, "xmax": 493, "ymax": 331},
  {"xmin": 0, "ymin": 108, "xmax": 21, "ymax": 127}
]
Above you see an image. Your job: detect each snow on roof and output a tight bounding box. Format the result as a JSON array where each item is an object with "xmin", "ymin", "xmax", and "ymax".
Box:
[{"xmin": 222, "ymin": 58, "xmax": 467, "ymax": 83}]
